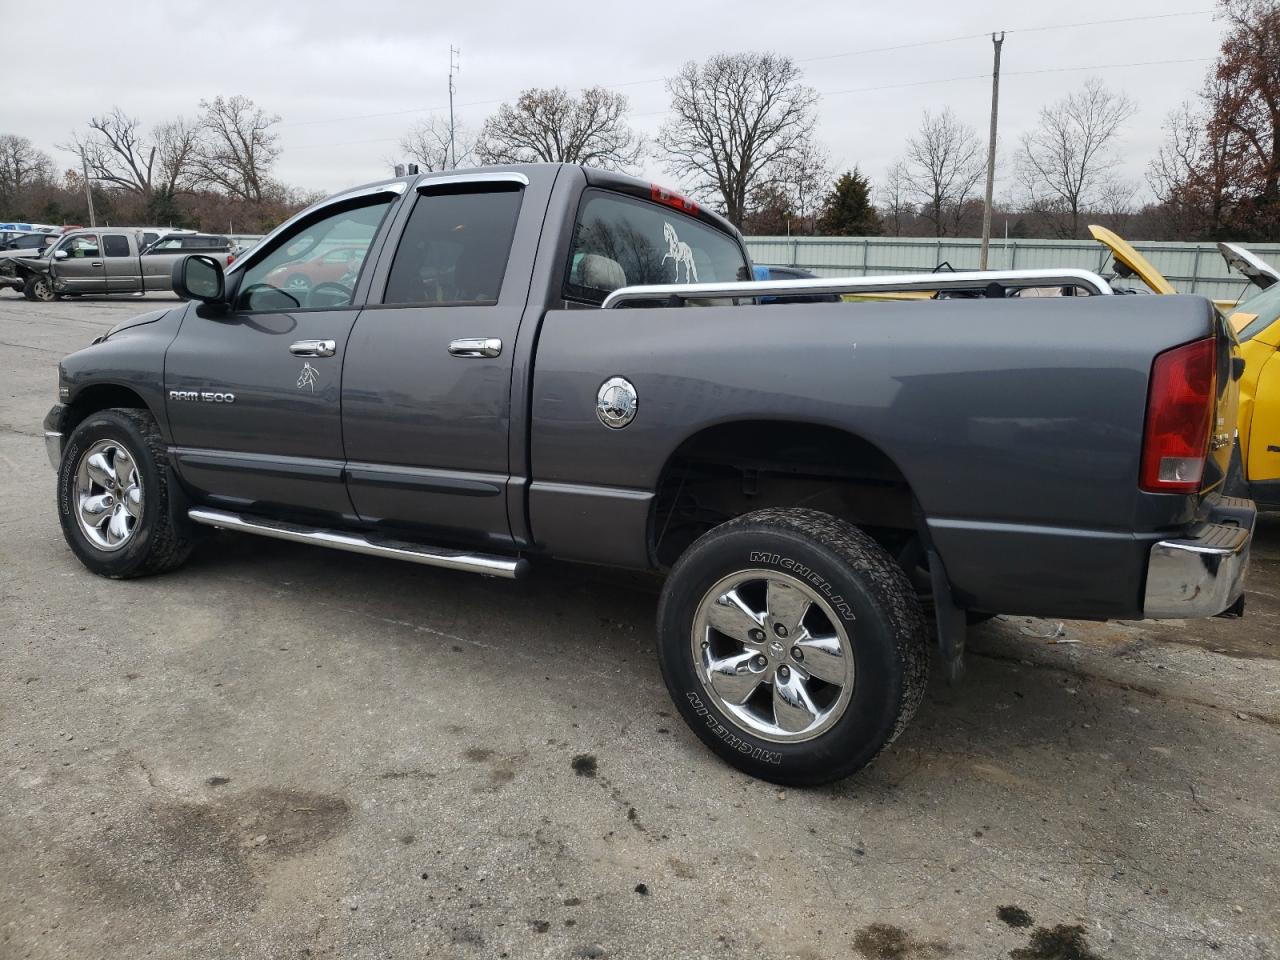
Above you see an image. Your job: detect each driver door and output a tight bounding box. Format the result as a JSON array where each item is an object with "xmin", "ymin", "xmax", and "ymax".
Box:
[
  {"xmin": 164, "ymin": 188, "xmax": 402, "ymax": 521},
  {"xmin": 54, "ymin": 234, "xmax": 106, "ymax": 292}
]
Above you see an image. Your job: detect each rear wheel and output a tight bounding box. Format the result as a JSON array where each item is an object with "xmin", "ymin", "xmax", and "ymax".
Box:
[
  {"xmin": 57, "ymin": 408, "xmax": 195, "ymax": 578},
  {"xmin": 23, "ymin": 275, "xmax": 57, "ymax": 301},
  {"xmin": 657, "ymin": 507, "xmax": 929, "ymax": 785}
]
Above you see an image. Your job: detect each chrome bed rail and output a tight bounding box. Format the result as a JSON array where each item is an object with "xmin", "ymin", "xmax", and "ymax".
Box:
[{"xmin": 600, "ymin": 268, "xmax": 1113, "ymax": 308}]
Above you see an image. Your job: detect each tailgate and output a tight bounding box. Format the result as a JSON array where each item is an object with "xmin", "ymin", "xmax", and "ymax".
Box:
[{"xmin": 1207, "ymin": 311, "xmax": 1243, "ymax": 493}]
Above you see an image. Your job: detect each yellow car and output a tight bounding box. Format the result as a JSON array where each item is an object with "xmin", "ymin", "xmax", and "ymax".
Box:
[{"xmin": 1090, "ymin": 226, "xmax": 1280, "ymax": 508}]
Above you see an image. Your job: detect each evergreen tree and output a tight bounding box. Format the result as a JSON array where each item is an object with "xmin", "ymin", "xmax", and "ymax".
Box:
[{"xmin": 817, "ymin": 169, "xmax": 883, "ymax": 236}]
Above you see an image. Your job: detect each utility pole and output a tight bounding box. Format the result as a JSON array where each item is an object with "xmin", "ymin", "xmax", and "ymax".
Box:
[
  {"xmin": 979, "ymin": 31, "xmax": 1004, "ymax": 270},
  {"xmin": 448, "ymin": 46, "xmax": 460, "ymax": 170},
  {"xmin": 80, "ymin": 155, "xmax": 97, "ymax": 228}
]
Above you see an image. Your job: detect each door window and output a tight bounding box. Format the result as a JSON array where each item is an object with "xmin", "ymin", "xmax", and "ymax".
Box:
[
  {"xmin": 564, "ymin": 190, "xmax": 750, "ymax": 303},
  {"xmin": 102, "ymin": 234, "xmax": 131, "ymax": 258},
  {"xmin": 382, "ymin": 186, "xmax": 523, "ymax": 306},
  {"xmin": 65, "ymin": 235, "xmax": 100, "ymax": 258},
  {"xmin": 234, "ymin": 198, "xmax": 393, "ymax": 312}
]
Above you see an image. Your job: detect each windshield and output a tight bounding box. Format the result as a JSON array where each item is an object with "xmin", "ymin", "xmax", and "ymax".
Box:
[{"xmin": 1235, "ymin": 282, "xmax": 1280, "ymax": 341}]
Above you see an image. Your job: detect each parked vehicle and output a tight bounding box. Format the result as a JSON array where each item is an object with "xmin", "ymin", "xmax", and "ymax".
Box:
[
  {"xmin": 0, "ymin": 232, "xmax": 59, "ymax": 253},
  {"xmin": 43, "ymin": 165, "xmax": 1256, "ymax": 785},
  {"xmin": 7, "ymin": 228, "xmax": 236, "ymax": 301},
  {"xmin": 262, "ymin": 243, "xmax": 368, "ymax": 294},
  {"xmin": 753, "ymin": 264, "xmax": 842, "ymax": 303},
  {"xmin": 141, "ymin": 233, "xmax": 237, "ymax": 257}
]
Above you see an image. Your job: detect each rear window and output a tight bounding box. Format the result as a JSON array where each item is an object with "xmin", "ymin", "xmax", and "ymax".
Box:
[{"xmin": 565, "ymin": 190, "xmax": 749, "ymax": 304}]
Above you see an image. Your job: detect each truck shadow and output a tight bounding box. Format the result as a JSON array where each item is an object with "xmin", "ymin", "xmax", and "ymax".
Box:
[{"xmin": 185, "ymin": 526, "xmax": 1275, "ymax": 798}]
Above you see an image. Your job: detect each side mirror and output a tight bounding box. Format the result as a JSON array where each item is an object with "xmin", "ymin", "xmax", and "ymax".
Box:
[
  {"xmin": 54, "ymin": 249, "xmax": 68, "ymax": 260},
  {"xmin": 173, "ymin": 254, "xmax": 227, "ymax": 304}
]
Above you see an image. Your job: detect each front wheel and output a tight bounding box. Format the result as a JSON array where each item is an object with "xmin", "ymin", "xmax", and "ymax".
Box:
[
  {"xmin": 57, "ymin": 408, "xmax": 196, "ymax": 578},
  {"xmin": 657, "ymin": 508, "xmax": 929, "ymax": 786},
  {"xmin": 23, "ymin": 275, "xmax": 57, "ymax": 301}
]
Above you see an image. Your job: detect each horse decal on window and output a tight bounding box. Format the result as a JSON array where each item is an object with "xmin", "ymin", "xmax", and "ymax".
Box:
[{"xmin": 661, "ymin": 222, "xmax": 698, "ymax": 283}]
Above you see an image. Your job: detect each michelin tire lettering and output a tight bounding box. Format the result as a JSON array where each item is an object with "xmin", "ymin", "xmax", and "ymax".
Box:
[
  {"xmin": 749, "ymin": 551, "xmax": 858, "ymax": 622},
  {"xmin": 686, "ymin": 692, "xmax": 782, "ymax": 765}
]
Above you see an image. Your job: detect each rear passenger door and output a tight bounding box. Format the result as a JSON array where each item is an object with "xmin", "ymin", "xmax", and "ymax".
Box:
[{"xmin": 342, "ymin": 172, "xmax": 538, "ymax": 545}]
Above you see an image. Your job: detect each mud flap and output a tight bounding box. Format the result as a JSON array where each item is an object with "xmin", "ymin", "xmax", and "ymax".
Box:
[{"xmin": 927, "ymin": 548, "xmax": 966, "ymax": 684}]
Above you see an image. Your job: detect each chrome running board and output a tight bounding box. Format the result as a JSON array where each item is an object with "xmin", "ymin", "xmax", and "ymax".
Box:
[{"xmin": 188, "ymin": 507, "xmax": 527, "ymax": 579}]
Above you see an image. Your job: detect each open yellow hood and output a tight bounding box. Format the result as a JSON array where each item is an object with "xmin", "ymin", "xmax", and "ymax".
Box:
[{"xmin": 1089, "ymin": 225, "xmax": 1177, "ymax": 295}]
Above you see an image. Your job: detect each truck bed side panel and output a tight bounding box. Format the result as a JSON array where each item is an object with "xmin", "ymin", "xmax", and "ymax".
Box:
[{"xmin": 527, "ymin": 294, "xmax": 1218, "ymax": 618}]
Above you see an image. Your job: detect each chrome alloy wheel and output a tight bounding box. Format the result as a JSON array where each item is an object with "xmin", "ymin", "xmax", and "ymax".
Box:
[
  {"xmin": 690, "ymin": 569, "xmax": 855, "ymax": 743},
  {"xmin": 73, "ymin": 439, "xmax": 143, "ymax": 551}
]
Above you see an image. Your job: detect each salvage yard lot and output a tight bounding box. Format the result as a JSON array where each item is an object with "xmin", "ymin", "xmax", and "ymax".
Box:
[{"xmin": 1, "ymin": 295, "xmax": 1278, "ymax": 960}]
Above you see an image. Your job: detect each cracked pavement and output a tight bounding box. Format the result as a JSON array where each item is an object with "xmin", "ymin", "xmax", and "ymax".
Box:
[{"xmin": 1, "ymin": 294, "xmax": 1277, "ymax": 959}]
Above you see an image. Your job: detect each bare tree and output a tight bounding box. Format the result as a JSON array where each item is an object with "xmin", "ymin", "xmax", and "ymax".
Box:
[
  {"xmin": 62, "ymin": 108, "xmax": 162, "ymax": 197},
  {"xmin": 1016, "ymin": 79, "xmax": 1137, "ymax": 238},
  {"xmin": 399, "ymin": 115, "xmax": 474, "ymax": 171},
  {"xmin": 877, "ymin": 160, "xmax": 913, "ymax": 237},
  {"xmin": 154, "ymin": 117, "xmax": 201, "ymax": 197},
  {"xmin": 476, "ymin": 87, "xmax": 642, "ymax": 171},
  {"xmin": 0, "ymin": 134, "xmax": 55, "ymax": 202},
  {"xmin": 658, "ymin": 52, "xmax": 818, "ymax": 227},
  {"xmin": 775, "ymin": 139, "xmax": 829, "ymax": 233},
  {"xmin": 904, "ymin": 108, "xmax": 984, "ymax": 237},
  {"xmin": 193, "ymin": 96, "xmax": 281, "ymax": 203},
  {"xmin": 1148, "ymin": 91, "xmax": 1237, "ymax": 239}
]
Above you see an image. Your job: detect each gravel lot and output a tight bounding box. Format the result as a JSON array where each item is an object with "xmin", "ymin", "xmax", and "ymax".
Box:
[{"xmin": 1, "ymin": 293, "xmax": 1278, "ymax": 960}]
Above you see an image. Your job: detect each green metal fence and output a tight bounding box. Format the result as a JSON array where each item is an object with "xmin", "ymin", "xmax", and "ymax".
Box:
[{"xmin": 744, "ymin": 235, "xmax": 1280, "ymax": 302}]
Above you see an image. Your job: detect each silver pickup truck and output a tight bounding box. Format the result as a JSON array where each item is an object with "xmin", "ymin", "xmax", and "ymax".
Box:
[
  {"xmin": 42, "ymin": 164, "xmax": 1257, "ymax": 785},
  {"xmin": 5, "ymin": 228, "xmax": 235, "ymax": 301}
]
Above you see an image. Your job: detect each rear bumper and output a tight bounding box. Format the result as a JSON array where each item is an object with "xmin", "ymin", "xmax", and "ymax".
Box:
[{"xmin": 1143, "ymin": 497, "xmax": 1256, "ymax": 618}]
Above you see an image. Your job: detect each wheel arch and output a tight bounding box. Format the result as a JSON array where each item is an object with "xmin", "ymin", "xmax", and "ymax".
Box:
[
  {"xmin": 60, "ymin": 383, "xmax": 155, "ymax": 438},
  {"xmin": 647, "ymin": 418, "xmax": 923, "ymax": 568}
]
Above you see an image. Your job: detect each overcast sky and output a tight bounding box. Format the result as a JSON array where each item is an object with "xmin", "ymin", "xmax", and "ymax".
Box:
[{"xmin": 10, "ymin": 0, "xmax": 1223, "ymax": 205}]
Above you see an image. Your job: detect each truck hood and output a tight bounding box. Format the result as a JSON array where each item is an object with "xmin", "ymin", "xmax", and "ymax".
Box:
[
  {"xmin": 1217, "ymin": 242, "xmax": 1279, "ymax": 291},
  {"xmin": 98, "ymin": 307, "xmax": 175, "ymax": 342},
  {"xmin": 1088, "ymin": 225, "xmax": 1176, "ymax": 295},
  {"xmin": 0, "ymin": 247, "xmax": 50, "ymax": 262}
]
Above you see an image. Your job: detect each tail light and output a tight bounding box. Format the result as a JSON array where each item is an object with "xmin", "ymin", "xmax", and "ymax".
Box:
[
  {"xmin": 1140, "ymin": 337, "xmax": 1216, "ymax": 493},
  {"xmin": 226, "ymin": 252, "xmax": 236, "ymax": 265}
]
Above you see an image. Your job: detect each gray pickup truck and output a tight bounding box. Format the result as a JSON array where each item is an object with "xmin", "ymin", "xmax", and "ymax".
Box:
[
  {"xmin": 42, "ymin": 164, "xmax": 1257, "ymax": 785},
  {"xmin": 8, "ymin": 228, "xmax": 235, "ymax": 301}
]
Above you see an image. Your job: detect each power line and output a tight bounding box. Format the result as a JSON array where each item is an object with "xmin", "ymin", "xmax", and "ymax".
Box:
[
  {"xmin": 621, "ymin": 56, "xmax": 1211, "ymax": 121},
  {"xmin": 297, "ymin": 55, "xmax": 1214, "ymax": 145},
  {"xmin": 279, "ymin": 8, "xmax": 1214, "ymax": 131}
]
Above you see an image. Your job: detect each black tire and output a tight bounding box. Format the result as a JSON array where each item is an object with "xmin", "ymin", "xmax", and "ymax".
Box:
[
  {"xmin": 657, "ymin": 507, "xmax": 929, "ymax": 786},
  {"xmin": 57, "ymin": 408, "xmax": 195, "ymax": 579},
  {"xmin": 23, "ymin": 274, "xmax": 57, "ymax": 301}
]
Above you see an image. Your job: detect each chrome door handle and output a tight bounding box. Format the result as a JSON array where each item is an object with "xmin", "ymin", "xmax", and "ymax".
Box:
[
  {"xmin": 290, "ymin": 339, "xmax": 337, "ymax": 357},
  {"xmin": 90, "ymin": 261, "xmax": 103, "ymax": 266},
  {"xmin": 448, "ymin": 337, "xmax": 502, "ymax": 358}
]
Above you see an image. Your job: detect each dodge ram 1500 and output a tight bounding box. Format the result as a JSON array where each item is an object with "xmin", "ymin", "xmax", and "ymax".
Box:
[{"xmin": 43, "ymin": 164, "xmax": 1257, "ymax": 784}]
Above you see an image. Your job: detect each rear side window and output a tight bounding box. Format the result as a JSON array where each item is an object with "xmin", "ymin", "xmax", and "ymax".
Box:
[
  {"xmin": 383, "ymin": 186, "xmax": 523, "ymax": 306},
  {"xmin": 102, "ymin": 235, "xmax": 130, "ymax": 257},
  {"xmin": 565, "ymin": 190, "xmax": 750, "ymax": 304}
]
